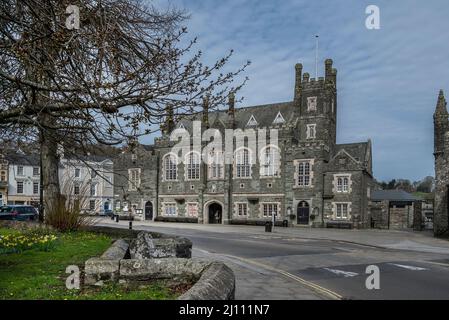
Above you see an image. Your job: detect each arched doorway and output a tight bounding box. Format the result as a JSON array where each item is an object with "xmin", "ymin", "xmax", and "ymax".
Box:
[
  {"xmin": 145, "ymin": 201, "xmax": 153, "ymax": 220},
  {"xmin": 297, "ymin": 201, "xmax": 310, "ymax": 225},
  {"xmin": 208, "ymin": 202, "xmax": 222, "ymax": 224}
]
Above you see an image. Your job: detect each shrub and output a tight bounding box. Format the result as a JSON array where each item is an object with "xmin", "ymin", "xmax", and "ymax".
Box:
[{"xmin": 45, "ymin": 178, "xmax": 97, "ymax": 232}]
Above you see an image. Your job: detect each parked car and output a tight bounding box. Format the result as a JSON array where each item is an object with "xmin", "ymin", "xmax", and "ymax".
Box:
[{"xmin": 0, "ymin": 205, "xmax": 39, "ymax": 221}]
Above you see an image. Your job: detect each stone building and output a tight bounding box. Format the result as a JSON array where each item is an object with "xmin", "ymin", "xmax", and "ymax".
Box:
[
  {"xmin": 433, "ymin": 90, "xmax": 449, "ymax": 236},
  {"xmin": 369, "ymin": 190, "xmax": 420, "ymax": 229},
  {"xmin": 113, "ymin": 59, "xmax": 375, "ymax": 227}
]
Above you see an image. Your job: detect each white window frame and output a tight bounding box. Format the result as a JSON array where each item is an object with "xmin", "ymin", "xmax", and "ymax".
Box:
[
  {"xmin": 33, "ymin": 167, "xmax": 40, "ymax": 176},
  {"xmin": 163, "ymin": 202, "xmax": 177, "ymax": 216},
  {"xmin": 163, "ymin": 153, "xmax": 178, "ymax": 181},
  {"xmin": 17, "ymin": 181, "xmax": 24, "ymax": 194},
  {"xmin": 234, "ymin": 202, "xmax": 248, "ymax": 217},
  {"xmin": 333, "ymin": 202, "xmax": 351, "ymax": 220},
  {"xmin": 74, "ymin": 168, "xmax": 81, "ymax": 178},
  {"xmin": 294, "ymin": 159, "xmax": 314, "ymax": 188},
  {"xmin": 89, "ymin": 199, "xmax": 96, "ymax": 211},
  {"xmin": 90, "ymin": 182, "xmax": 98, "ymax": 196},
  {"xmin": 17, "ymin": 166, "xmax": 24, "ymax": 176},
  {"xmin": 33, "ymin": 182, "xmax": 39, "ymax": 195},
  {"xmin": 307, "ymin": 96, "xmax": 317, "ymax": 111},
  {"xmin": 234, "ymin": 148, "xmax": 252, "ymax": 179},
  {"xmin": 306, "ymin": 124, "xmax": 316, "ymax": 139},
  {"xmin": 261, "ymin": 202, "xmax": 280, "ymax": 217},
  {"xmin": 185, "ymin": 152, "xmax": 201, "ymax": 181},
  {"xmin": 74, "ymin": 182, "xmax": 80, "ymax": 195},
  {"xmin": 208, "ymin": 150, "xmax": 224, "ymax": 180},
  {"xmin": 333, "ymin": 174, "xmax": 352, "ymax": 194},
  {"xmin": 260, "ymin": 145, "xmax": 281, "ymax": 178}
]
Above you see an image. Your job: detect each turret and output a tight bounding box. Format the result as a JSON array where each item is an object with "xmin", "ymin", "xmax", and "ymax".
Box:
[
  {"xmin": 294, "ymin": 63, "xmax": 303, "ymax": 102},
  {"xmin": 325, "ymin": 59, "xmax": 337, "ymax": 86},
  {"xmin": 202, "ymin": 95, "xmax": 209, "ymax": 129},
  {"xmin": 162, "ymin": 104, "xmax": 175, "ymax": 134},
  {"xmin": 434, "ymin": 90, "xmax": 449, "ymax": 155},
  {"xmin": 227, "ymin": 92, "xmax": 235, "ymax": 128}
]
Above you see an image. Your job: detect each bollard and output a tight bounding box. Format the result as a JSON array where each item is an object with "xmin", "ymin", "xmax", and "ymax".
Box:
[
  {"xmin": 129, "ymin": 221, "xmax": 133, "ymax": 230},
  {"xmin": 115, "ymin": 215, "xmax": 119, "ymax": 223},
  {"xmin": 111, "ymin": 214, "xmax": 114, "ymax": 220}
]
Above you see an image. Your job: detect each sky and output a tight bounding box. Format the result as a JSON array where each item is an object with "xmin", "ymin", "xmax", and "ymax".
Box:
[{"xmin": 144, "ymin": 0, "xmax": 449, "ymax": 182}]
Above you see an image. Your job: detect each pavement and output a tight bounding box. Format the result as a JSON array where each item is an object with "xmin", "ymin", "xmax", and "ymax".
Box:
[{"xmin": 97, "ymin": 218, "xmax": 449, "ymax": 300}]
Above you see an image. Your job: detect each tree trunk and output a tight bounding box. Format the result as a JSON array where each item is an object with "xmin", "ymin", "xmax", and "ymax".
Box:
[{"xmin": 40, "ymin": 115, "xmax": 61, "ymax": 221}]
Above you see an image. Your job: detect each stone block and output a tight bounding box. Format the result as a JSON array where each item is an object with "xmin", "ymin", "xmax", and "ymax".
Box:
[
  {"xmin": 178, "ymin": 262, "xmax": 235, "ymax": 300},
  {"xmin": 119, "ymin": 258, "xmax": 210, "ymax": 280},
  {"xmin": 84, "ymin": 258, "xmax": 120, "ymax": 284}
]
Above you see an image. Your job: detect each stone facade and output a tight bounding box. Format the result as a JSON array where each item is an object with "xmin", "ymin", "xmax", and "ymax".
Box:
[
  {"xmin": 434, "ymin": 90, "xmax": 449, "ymax": 236},
  {"xmin": 113, "ymin": 59, "xmax": 375, "ymax": 228}
]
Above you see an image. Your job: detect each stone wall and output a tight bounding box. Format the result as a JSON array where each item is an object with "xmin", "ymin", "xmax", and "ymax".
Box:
[{"xmin": 84, "ymin": 228, "xmax": 235, "ymax": 300}]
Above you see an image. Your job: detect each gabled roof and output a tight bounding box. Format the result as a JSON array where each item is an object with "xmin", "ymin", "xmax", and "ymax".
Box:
[
  {"xmin": 371, "ymin": 190, "xmax": 420, "ymax": 202},
  {"xmin": 4, "ymin": 153, "xmax": 40, "ymax": 166},
  {"xmin": 334, "ymin": 142, "xmax": 369, "ymax": 163}
]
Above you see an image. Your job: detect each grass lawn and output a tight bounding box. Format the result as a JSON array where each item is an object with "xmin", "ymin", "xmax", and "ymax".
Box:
[{"xmin": 0, "ymin": 228, "xmax": 179, "ymax": 300}]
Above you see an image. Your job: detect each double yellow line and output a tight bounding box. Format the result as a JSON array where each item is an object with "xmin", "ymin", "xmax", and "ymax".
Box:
[{"xmin": 224, "ymin": 254, "xmax": 343, "ymax": 300}]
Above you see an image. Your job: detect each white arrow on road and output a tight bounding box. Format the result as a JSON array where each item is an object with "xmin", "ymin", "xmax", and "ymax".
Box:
[
  {"xmin": 323, "ymin": 268, "xmax": 359, "ymax": 277},
  {"xmin": 388, "ymin": 263, "xmax": 428, "ymax": 271}
]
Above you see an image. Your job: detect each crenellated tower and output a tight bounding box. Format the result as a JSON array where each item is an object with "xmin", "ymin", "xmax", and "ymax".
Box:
[{"xmin": 293, "ymin": 59, "xmax": 338, "ymax": 149}]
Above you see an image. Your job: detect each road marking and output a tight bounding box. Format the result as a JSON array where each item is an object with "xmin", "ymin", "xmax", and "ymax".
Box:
[
  {"xmin": 420, "ymin": 260, "xmax": 449, "ymax": 268},
  {"xmin": 221, "ymin": 254, "xmax": 343, "ymax": 300},
  {"xmin": 388, "ymin": 263, "xmax": 427, "ymax": 271},
  {"xmin": 323, "ymin": 268, "xmax": 359, "ymax": 277}
]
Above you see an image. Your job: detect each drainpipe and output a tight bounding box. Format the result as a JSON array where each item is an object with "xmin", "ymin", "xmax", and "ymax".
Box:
[{"xmin": 321, "ymin": 173, "xmax": 325, "ymax": 227}]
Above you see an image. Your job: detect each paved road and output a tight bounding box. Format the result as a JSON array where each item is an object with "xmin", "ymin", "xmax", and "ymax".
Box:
[{"xmin": 98, "ymin": 220, "xmax": 449, "ymax": 300}]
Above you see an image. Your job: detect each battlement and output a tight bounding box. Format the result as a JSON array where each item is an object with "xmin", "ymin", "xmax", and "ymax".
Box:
[{"xmin": 294, "ymin": 59, "xmax": 337, "ymax": 100}]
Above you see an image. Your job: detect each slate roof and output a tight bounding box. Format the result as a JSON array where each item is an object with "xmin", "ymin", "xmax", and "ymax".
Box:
[
  {"xmin": 371, "ymin": 190, "xmax": 420, "ymax": 202},
  {"xmin": 334, "ymin": 142, "xmax": 369, "ymax": 163},
  {"xmin": 177, "ymin": 102, "xmax": 296, "ymax": 130},
  {"xmin": 4, "ymin": 153, "xmax": 40, "ymax": 166}
]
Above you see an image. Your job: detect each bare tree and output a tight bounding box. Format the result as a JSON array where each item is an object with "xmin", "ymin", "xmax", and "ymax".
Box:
[{"xmin": 0, "ymin": 0, "xmax": 249, "ymax": 219}]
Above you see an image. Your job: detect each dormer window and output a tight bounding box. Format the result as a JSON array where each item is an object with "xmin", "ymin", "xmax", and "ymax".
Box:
[
  {"xmin": 273, "ymin": 112, "xmax": 285, "ymax": 124},
  {"xmin": 307, "ymin": 97, "xmax": 317, "ymax": 111},
  {"xmin": 246, "ymin": 115, "xmax": 258, "ymax": 127}
]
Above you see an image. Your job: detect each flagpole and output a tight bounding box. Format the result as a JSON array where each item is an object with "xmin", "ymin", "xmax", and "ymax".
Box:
[{"xmin": 315, "ymin": 34, "xmax": 319, "ymax": 79}]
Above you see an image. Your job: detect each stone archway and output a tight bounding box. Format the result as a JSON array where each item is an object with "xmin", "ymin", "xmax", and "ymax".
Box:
[
  {"xmin": 297, "ymin": 201, "xmax": 310, "ymax": 225},
  {"xmin": 206, "ymin": 202, "xmax": 223, "ymax": 224}
]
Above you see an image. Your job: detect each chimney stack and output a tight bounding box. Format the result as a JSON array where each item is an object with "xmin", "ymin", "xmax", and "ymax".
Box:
[{"xmin": 294, "ymin": 63, "xmax": 303, "ymax": 102}]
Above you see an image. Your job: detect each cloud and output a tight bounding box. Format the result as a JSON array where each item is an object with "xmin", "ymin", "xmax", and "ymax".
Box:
[{"xmin": 142, "ymin": 0, "xmax": 449, "ymax": 181}]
